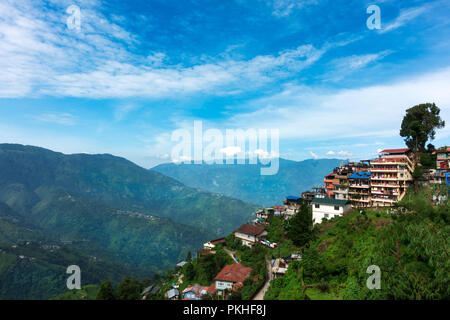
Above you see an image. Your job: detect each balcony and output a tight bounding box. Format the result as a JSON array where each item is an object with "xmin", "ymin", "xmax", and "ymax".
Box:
[
  {"xmin": 371, "ymin": 182, "xmax": 399, "ymax": 188},
  {"xmin": 349, "ymin": 184, "xmax": 370, "ymax": 188}
]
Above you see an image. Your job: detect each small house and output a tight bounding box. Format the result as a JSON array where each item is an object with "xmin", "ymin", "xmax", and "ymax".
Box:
[
  {"xmin": 234, "ymin": 223, "xmax": 267, "ymax": 247},
  {"xmin": 311, "ymin": 198, "xmax": 351, "ymax": 224},
  {"xmin": 214, "ymin": 264, "xmax": 252, "ymax": 292},
  {"xmin": 166, "ymin": 288, "xmax": 179, "ymax": 300}
]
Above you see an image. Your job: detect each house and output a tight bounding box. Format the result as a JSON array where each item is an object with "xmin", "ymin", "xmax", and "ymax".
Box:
[
  {"xmin": 272, "ymin": 205, "xmax": 286, "ymax": 217},
  {"xmin": 214, "ymin": 264, "xmax": 252, "ymax": 292},
  {"xmin": 348, "ymin": 171, "xmax": 372, "ymax": 208},
  {"xmin": 433, "ymin": 147, "xmax": 450, "ymax": 184},
  {"xmin": 203, "ymin": 238, "xmax": 226, "ymax": 250},
  {"xmin": 166, "ymin": 288, "xmax": 179, "ymax": 300},
  {"xmin": 435, "ymin": 146, "xmax": 450, "ymax": 170},
  {"xmin": 141, "ymin": 284, "xmax": 161, "ymax": 299},
  {"xmin": 311, "ymin": 198, "xmax": 351, "ymax": 224},
  {"xmin": 182, "ymin": 283, "xmax": 216, "ymax": 300},
  {"xmin": 369, "ymin": 148, "xmax": 414, "ymax": 207},
  {"xmin": 254, "ymin": 208, "xmax": 274, "ymax": 224},
  {"xmin": 283, "ymin": 196, "xmax": 301, "ymax": 218},
  {"xmin": 271, "ymin": 258, "xmax": 289, "ymax": 278},
  {"xmin": 234, "ymin": 223, "xmax": 267, "ymax": 247},
  {"xmin": 302, "ymin": 187, "xmax": 327, "ymax": 205},
  {"xmin": 324, "ymin": 173, "xmax": 338, "ymax": 197},
  {"xmin": 332, "ymin": 163, "xmax": 353, "ymax": 200}
]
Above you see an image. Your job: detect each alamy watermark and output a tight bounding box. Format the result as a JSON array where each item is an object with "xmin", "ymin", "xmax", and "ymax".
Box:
[
  {"xmin": 66, "ymin": 5, "xmax": 81, "ymax": 31},
  {"xmin": 366, "ymin": 5, "xmax": 381, "ymax": 30},
  {"xmin": 171, "ymin": 121, "xmax": 280, "ymax": 175},
  {"xmin": 366, "ymin": 265, "xmax": 381, "ymax": 289},
  {"xmin": 66, "ymin": 265, "xmax": 81, "ymax": 290}
]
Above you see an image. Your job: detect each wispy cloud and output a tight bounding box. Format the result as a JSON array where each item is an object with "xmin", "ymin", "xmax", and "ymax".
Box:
[
  {"xmin": 269, "ymin": 0, "xmax": 318, "ymax": 17},
  {"xmin": 35, "ymin": 112, "xmax": 77, "ymax": 126},
  {"xmin": 309, "ymin": 150, "xmax": 319, "ymax": 159},
  {"xmin": 323, "ymin": 50, "xmax": 392, "ymax": 82},
  {"xmin": 0, "ymin": 0, "xmax": 360, "ymax": 99},
  {"xmin": 225, "ymin": 67, "xmax": 450, "ymax": 142},
  {"xmin": 380, "ymin": 6, "xmax": 428, "ymax": 34}
]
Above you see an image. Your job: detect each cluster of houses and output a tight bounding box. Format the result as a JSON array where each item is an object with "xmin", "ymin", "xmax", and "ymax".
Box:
[
  {"xmin": 306, "ymin": 147, "xmax": 450, "ymax": 223},
  {"xmin": 252, "ymin": 147, "xmax": 450, "ymax": 225},
  {"xmin": 158, "ymin": 147, "xmax": 450, "ymax": 300}
]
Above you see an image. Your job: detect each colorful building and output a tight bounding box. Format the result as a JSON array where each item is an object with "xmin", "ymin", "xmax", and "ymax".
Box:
[
  {"xmin": 348, "ymin": 172, "xmax": 372, "ymax": 208},
  {"xmin": 369, "ymin": 148, "xmax": 414, "ymax": 207}
]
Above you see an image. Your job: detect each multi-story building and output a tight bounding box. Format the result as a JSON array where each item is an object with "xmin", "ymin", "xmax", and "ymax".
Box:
[
  {"xmin": 435, "ymin": 146, "xmax": 450, "ymax": 170},
  {"xmin": 432, "ymin": 146, "xmax": 450, "ymax": 184},
  {"xmin": 324, "ymin": 173, "xmax": 338, "ymax": 197},
  {"xmin": 369, "ymin": 148, "xmax": 414, "ymax": 207},
  {"xmin": 348, "ymin": 172, "xmax": 372, "ymax": 208},
  {"xmin": 332, "ymin": 164, "xmax": 352, "ymax": 200}
]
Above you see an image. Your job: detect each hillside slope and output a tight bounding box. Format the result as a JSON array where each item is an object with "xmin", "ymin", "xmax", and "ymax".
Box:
[{"xmin": 0, "ymin": 144, "xmax": 256, "ymax": 235}]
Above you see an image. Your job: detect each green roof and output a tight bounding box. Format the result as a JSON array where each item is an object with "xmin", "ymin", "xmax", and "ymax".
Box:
[{"xmin": 311, "ymin": 198, "xmax": 350, "ymax": 206}]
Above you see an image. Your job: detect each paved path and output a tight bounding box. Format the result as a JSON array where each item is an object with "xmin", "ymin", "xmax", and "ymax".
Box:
[
  {"xmin": 253, "ymin": 259, "xmax": 273, "ymax": 300},
  {"xmin": 224, "ymin": 248, "xmax": 239, "ymax": 264}
]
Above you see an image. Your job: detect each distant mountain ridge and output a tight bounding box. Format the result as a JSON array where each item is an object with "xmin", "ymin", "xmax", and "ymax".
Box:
[
  {"xmin": 152, "ymin": 158, "xmax": 342, "ymax": 206},
  {"xmin": 0, "ymin": 143, "xmax": 257, "ymax": 299}
]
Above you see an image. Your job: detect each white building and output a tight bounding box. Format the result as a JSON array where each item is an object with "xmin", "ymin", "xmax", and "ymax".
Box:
[
  {"xmin": 311, "ymin": 198, "xmax": 351, "ymax": 224},
  {"xmin": 234, "ymin": 224, "xmax": 267, "ymax": 247}
]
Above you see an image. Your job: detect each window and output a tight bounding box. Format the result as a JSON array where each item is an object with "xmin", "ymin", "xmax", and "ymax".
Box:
[
  {"xmin": 324, "ymin": 213, "xmax": 329, "ymax": 218},
  {"xmin": 314, "ymin": 204, "xmax": 320, "ymax": 208},
  {"xmin": 334, "ymin": 205, "xmax": 339, "ymax": 210}
]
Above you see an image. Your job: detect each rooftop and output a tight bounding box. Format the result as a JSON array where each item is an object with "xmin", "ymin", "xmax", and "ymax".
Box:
[
  {"xmin": 235, "ymin": 223, "xmax": 266, "ymax": 236},
  {"xmin": 311, "ymin": 198, "xmax": 350, "ymax": 206},
  {"xmin": 380, "ymin": 148, "xmax": 410, "ymax": 154},
  {"xmin": 215, "ymin": 264, "xmax": 252, "ymax": 283},
  {"xmin": 349, "ymin": 172, "xmax": 372, "ymax": 179}
]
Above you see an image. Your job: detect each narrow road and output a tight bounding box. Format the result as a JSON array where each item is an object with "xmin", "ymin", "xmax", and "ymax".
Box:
[
  {"xmin": 224, "ymin": 248, "xmax": 239, "ymax": 264},
  {"xmin": 253, "ymin": 259, "xmax": 273, "ymax": 300}
]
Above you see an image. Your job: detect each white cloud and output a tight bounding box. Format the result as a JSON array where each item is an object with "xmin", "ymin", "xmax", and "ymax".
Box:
[
  {"xmin": 269, "ymin": 0, "xmax": 318, "ymax": 17},
  {"xmin": 326, "ymin": 150, "xmax": 335, "ymax": 155},
  {"xmin": 220, "ymin": 146, "xmax": 242, "ymax": 156},
  {"xmin": 34, "ymin": 112, "xmax": 76, "ymax": 126},
  {"xmin": 324, "ymin": 50, "xmax": 392, "ymax": 82},
  {"xmin": 380, "ymin": 6, "xmax": 428, "ymax": 34},
  {"xmin": 0, "ymin": 0, "xmax": 357, "ymax": 99},
  {"xmin": 226, "ymin": 67, "xmax": 450, "ymax": 142},
  {"xmin": 114, "ymin": 104, "xmax": 140, "ymax": 122},
  {"xmin": 309, "ymin": 151, "xmax": 319, "ymax": 159}
]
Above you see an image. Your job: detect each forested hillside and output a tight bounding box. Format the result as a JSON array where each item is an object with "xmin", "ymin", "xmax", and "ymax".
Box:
[{"xmin": 265, "ymin": 185, "xmax": 450, "ymax": 300}]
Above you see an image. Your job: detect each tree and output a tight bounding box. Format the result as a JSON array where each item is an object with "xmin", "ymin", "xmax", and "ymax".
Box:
[
  {"xmin": 186, "ymin": 251, "xmax": 192, "ymax": 262},
  {"xmin": 185, "ymin": 262, "xmax": 195, "ymax": 281},
  {"xmin": 400, "ymin": 103, "xmax": 445, "ymax": 157},
  {"xmin": 116, "ymin": 276, "xmax": 142, "ymax": 300},
  {"xmin": 96, "ymin": 280, "xmax": 116, "ymax": 300},
  {"xmin": 285, "ymin": 202, "xmax": 313, "ymax": 247}
]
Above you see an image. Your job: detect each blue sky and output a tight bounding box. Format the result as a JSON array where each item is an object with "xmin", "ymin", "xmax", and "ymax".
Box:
[{"xmin": 0, "ymin": 0, "xmax": 450, "ymax": 168}]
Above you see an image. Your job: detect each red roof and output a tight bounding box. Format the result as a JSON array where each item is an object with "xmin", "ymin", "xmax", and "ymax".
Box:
[
  {"xmin": 234, "ymin": 224, "xmax": 265, "ymax": 236},
  {"xmin": 206, "ymin": 283, "xmax": 217, "ymax": 294},
  {"xmin": 215, "ymin": 264, "xmax": 252, "ymax": 283},
  {"xmin": 210, "ymin": 238, "xmax": 226, "ymax": 245},
  {"xmin": 379, "ymin": 148, "xmax": 409, "ymax": 154}
]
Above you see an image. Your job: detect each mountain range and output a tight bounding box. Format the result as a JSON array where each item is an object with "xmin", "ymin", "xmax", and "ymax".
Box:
[
  {"xmin": 152, "ymin": 158, "xmax": 341, "ymax": 206},
  {"xmin": 0, "ymin": 143, "xmax": 256, "ymax": 299}
]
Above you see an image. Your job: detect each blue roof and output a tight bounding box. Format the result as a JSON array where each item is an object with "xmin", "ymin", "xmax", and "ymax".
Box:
[{"xmin": 349, "ymin": 172, "xmax": 372, "ymax": 179}]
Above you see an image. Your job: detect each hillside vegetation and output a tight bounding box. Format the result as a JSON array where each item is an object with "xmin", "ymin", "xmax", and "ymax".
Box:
[
  {"xmin": 0, "ymin": 144, "xmax": 257, "ymax": 299},
  {"xmin": 265, "ymin": 185, "xmax": 449, "ymax": 300}
]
